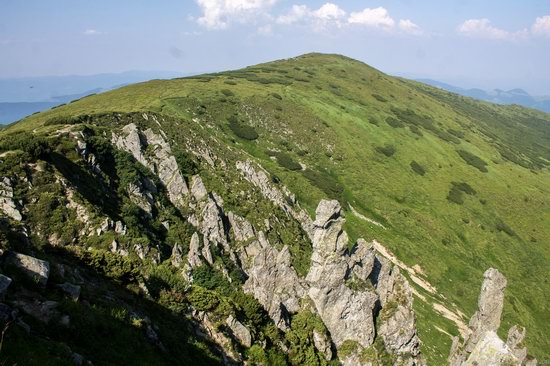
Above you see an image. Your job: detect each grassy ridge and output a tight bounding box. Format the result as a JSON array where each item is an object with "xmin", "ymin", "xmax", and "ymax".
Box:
[{"xmin": 4, "ymin": 53, "xmax": 550, "ymax": 363}]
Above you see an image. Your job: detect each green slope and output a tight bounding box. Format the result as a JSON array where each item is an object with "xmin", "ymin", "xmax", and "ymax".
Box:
[{"xmin": 3, "ymin": 53, "xmax": 550, "ymax": 362}]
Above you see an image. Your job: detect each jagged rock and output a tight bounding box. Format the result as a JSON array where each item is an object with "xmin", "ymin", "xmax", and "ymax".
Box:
[
  {"xmin": 188, "ymin": 233, "xmax": 203, "ymax": 268},
  {"xmin": 0, "ymin": 177, "xmax": 22, "ymax": 221},
  {"xmin": 227, "ymin": 212, "xmax": 255, "ymax": 242},
  {"xmin": 191, "ymin": 175, "xmax": 208, "ymax": 201},
  {"xmin": 464, "ymin": 331, "xmax": 518, "ymax": 366},
  {"xmin": 313, "ymin": 329, "xmax": 332, "ymax": 361},
  {"xmin": 15, "ymin": 299, "xmax": 59, "ymax": 323},
  {"xmin": 306, "ymin": 200, "xmax": 377, "ymax": 348},
  {"xmin": 378, "ymin": 267, "xmax": 421, "ymax": 358},
  {"xmin": 194, "ymin": 311, "xmax": 242, "ymax": 365},
  {"xmin": 465, "ymin": 268, "xmax": 507, "ymax": 353},
  {"xmin": 113, "ymin": 123, "xmax": 189, "ymax": 208},
  {"xmin": 57, "ymin": 282, "xmax": 81, "ymax": 301},
  {"xmin": 6, "ymin": 252, "xmax": 50, "ymax": 287},
  {"xmin": 506, "ymin": 325, "xmax": 528, "ymax": 364},
  {"xmin": 0, "ymin": 303, "xmax": 14, "ymax": 324},
  {"xmin": 242, "ymin": 232, "xmax": 306, "ymax": 330},
  {"xmin": 171, "ymin": 243, "xmax": 184, "ymax": 268},
  {"xmin": 0, "ymin": 274, "xmax": 12, "ymax": 299},
  {"xmin": 348, "ymin": 238, "xmax": 375, "ymax": 282},
  {"xmin": 448, "ymin": 268, "xmax": 536, "ymax": 366},
  {"xmin": 127, "ymin": 182, "xmax": 154, "ymax": 217},
  {"xmin": 114, "ymin": 221, "xmax": 127, "ymax": 235},
  {"xmin": 225, "ymin": 315, "xmax": 252, "ymax": 347}
]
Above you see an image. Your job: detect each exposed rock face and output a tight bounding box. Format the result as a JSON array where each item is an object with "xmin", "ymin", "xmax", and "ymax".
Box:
[
  {"xmin": 448, "ymin": 268, "xmax": 536, "ymax": 366},
  {"xmin": 465, "ymin": 268, "xmax": 507, "ymax": 353},
  {"xmin": 307, "ymin": 200, "xmax": 377, "ymax": 348},
  {"xmin": 0, "ymin": 177, "xmax": 22, "ymax": 221},
  {"xmin": 227, "ymin": 212, "xmax": 255, "ymax": 242},
  {"xmin": 313, "ymin": 329, "xmax": 333, "ymax": 361},
  {"xmin": 57, "ymin": 282, "xmax": 81, "ymax": 301},
  {"xmin": 242, "ymin": 232, "xmax": 306, "ymax": 330},
  {"xmin": 6, "ymin": 252, "xmax": 50, "ymax": 287},
  {"xmin": 113, "ymin": 123, "xmax": 189, "ymax": 208},
  {"xmin": 187, "ymin": 232, "xmax": 204, "ymax": 268},
  {"xmin": 190, "ymin": 175, "xmax": 208, "ymax": 202},
  {"xmin": 127, "ymin": 181, "xmax": 154, "ymax": 217},
  {"xmin": 225, "ymin": 315, "xmax": 252, "ymax": 347},
  {"xmin": 0, "ymin": 274, "xmax": 12, "ymax": 299},
  {"xmin": 378, "ymin": 267, "xmax": 421, "ymax": 359},
  {"xmin": 170, "ymin": 243, "xmax": 184, "ymax": 268}
]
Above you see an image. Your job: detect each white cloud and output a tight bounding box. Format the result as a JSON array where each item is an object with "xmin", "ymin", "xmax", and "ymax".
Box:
[
  {"xmin": 313, "ymin": 3, "xmax": 345, "ymax": 21},
  {"xmin": 83, "ymin": 29, "xmax": 101, "ymax": 36},
  {"xmin": 457, "ymin": 18, "xmax": 510, "ymax": 40},
  {"xmin": 457, "ymin": 18, "xmax": 533, "ymax": 40},
  {"xmin": 276, "ymin": 4, "xmax": 310, "ymax": 25},
  {"xmin": 532, "ymin": 15, "xmax": 550, "ymax": 37},
  {"xmin": 399, "ymin": 19, "xmax": 423, "ymax": 35},
  {"xmin": 195, "ymin": 0, "xmax": 278, "ymax": 29},
  {"xmin": 348, "ymin": 7, "xmax": 395, "ymax": 29}
]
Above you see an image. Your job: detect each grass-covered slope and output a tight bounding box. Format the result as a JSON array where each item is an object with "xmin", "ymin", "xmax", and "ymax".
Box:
[{"xmin": 4, "ymin": 53, "xmax": 550, "ymax": 362}]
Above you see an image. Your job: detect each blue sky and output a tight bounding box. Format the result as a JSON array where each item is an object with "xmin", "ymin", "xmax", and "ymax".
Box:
[{"xmin": 1, "ymin": 0, "xmax": 550, "ymax": 94}]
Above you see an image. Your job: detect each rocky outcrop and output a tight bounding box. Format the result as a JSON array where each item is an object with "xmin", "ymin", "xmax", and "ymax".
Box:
[
  {"xmin": 313, "ymin": 329, "xmax": 333, "ymax": 361},
  {"xmin": 5, "ymin": 252, "xmax": 50, "ymax": 287},
  {"xmin": 0, "ymin": 274, "xmax": 12, "ymax": 299},
  {"xmin": 190, "ymin": 175, "xmax": 208, "ymax": 202},
  {"xmin": 113, "ymin": 123, "xmax": 189, "ymax": 208},
  {"xmin": 306, "ymin": 200, "xmax": 377, "ymax": 348},
  {"xmin": 0, "ymin": 177, "xmax": 22, "ymax": 221},
  {"xmin": 448, "ymin": 268, "xmax": 536, "ymax": 366},
  {"xmin": 241, "ymin": 232, "xmax": 306, "ymax": 330},
  {"xmin": 57, "ymin": 282, "xmax": 81, "ymax": 302},
  {"xmin": 225, "ymin": 315, "xmax": 252, "ymax": 347},
  {"xmin": 227, "ymin": 212, "xmax": 255, "ymax": 243},
  {"xmin": 378, "ymin": 267, "xmax": 422, "ymax": 360}
]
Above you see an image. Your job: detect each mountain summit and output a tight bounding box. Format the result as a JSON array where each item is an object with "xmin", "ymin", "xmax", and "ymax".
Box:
[{"xmin": 0, "ymin": 53, "xmax": 548, "ymax": 365}]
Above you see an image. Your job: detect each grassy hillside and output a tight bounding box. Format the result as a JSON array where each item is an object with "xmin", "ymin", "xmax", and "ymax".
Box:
[{"xmin": 4, "ymin": 53, "xmax": 550, "ymax": 363}]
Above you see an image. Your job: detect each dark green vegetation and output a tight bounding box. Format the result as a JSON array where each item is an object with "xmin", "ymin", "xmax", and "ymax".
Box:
[{"xmin": 2, "ymin": 53, "xmax": 550, "ymax": 364}]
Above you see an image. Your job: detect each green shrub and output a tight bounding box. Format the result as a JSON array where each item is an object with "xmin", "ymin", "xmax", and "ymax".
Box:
[
  {"xmin": 274, "ymin": 152, "xmax": 302, "ymax": 171},
  {"xmin": 187, "ymin": 286, "xmax": 219, "ymax": 311},
  {"xmin": 368, "ymin": 118, "xmax": 379, "ymax": 126},
  {"xmin": 375, "ymin": 145, "xmax": 396, "ymax": 157},
  {"xmin": 302, "ymin": 169, "xmax": 343, "ymax": 200},
  {"xmin": 221, "ymin": 89, "xmax": 234, "ymax": 97},
  {"xmin": 410, "ymin": 161, "xmax": 426, "ymax": 176},
  {"xmin": 270, "ymin": 92, "xmax": 283, "ymax": 100},
  {"xmin": 386, "ymin": 117, "xmax": 404, "ymax": 128},
  {"xmin": 457, "ymin": 149, "xmax": 488, "ymax": 172},
  {"xmin": 224, "ymin": 80, "xmax": 237, "ymax": 85},
  {"xmin": 372, "ymin": 94, "xmax": 387, "ymax": 102},
  {"xmin": 192, "ymin": 265, "xmax": 232, "ymax": 295},
  {"xmin": 496, "ymin": 220, "xmax": 516, "ymax": 236},
  {"xmin": 0, "ymin": 131, "xmax": 51, "ymax": 159},
  {"xmin": 78, "ymin": 249, "xmax": 140, "ymax": 284},
  {"xmin": 228, "ymin": 117, "xmax": 259, "ymax": 140},
  {"xmin": 447, "ymin": 182, "xmax": 476, "ymax": 205}
]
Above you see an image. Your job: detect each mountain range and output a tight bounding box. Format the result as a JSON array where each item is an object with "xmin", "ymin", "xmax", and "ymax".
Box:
[{"xmin": 0, "ymin": 53, "xmax": 547, "ymax": 365}]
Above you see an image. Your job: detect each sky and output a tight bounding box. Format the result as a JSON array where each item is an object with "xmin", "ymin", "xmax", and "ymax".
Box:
[{"xmin": 1, "ymin": 0, "xmax": 550, "ymax": 94}]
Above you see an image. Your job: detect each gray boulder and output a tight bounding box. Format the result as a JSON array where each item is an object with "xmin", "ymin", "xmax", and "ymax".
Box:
[
  {"xmin": 6, "ymin": 252, "xmax": 50, "ymax": 287},
  {"xmin": 57, "ymin": 282, "xmax": 81, "ymax": 301},
  {"xmin": 0, "ymin": 177, "xmax": 22, "ymax": 221},
  {"xmin": 225, "ymin": 315, "xmax": 252, "ymax": 347},
  {"xmin": 0, "ymin": 274, "xmax": 12, "ymax": 299}
]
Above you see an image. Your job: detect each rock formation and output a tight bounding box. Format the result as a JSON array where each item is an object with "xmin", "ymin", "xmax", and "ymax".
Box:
[
  {"xmin": 448, "ymin": 268, "xmax": 537, "ymax": 366},
  {"xmin": 0, "ymin": 177, "xmax": 22, "ymax": 221}
]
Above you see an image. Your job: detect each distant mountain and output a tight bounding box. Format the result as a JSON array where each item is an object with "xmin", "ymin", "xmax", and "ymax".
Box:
[
  {"xmin": 0, "ymin": 71, "xmax": 187, "ymax": 124},
  {"xmin": 416, "ymin": 79, "xmax": 550, "ymax": 113}
]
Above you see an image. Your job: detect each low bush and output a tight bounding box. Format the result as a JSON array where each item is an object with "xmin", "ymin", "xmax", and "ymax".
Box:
[
  {"xmin": 457, "ymin": 149, "xmax": 488, "ymax": 172},
  {"xmin": 372, "ymin": 94, "xmax": 387, "ymax": 102},
  {"xmin": 270, "ymin": 92, "xmax": 283, "ymax": 100},
  {"xmin": 410, "ymin": 161, "xmax": 426, "ymax": 176},
  {"xmin": 496, "ymin": 220, "xmax": 516, "ymax": 236},
  {"xmin": 228, "ymin": 116, "xmax": 259, "ymax": 141},
  {"xmin": 386, "ymin": 117, "xmax": 404, "ymax": 128},
  {"xmin": 0, "ymin": 131, "xmax": 51, "ymax": 160},
  {"xmin": 375, "ymin": 145, "xmax": 396, "ymax": 157},
  {"xmin": 221, "ymin": 89, "xmax": 234, "ymax": 97},
  {"xmin": 274, "ymin": 152, "xmax": 302, "ymax": 171},
  {"xmin": 302, "ymin": 169, "xmax": 343, "ymax": 201}
]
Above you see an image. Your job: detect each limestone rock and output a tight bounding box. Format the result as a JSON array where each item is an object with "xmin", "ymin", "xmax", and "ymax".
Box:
[
  {"xmin": 242, "ymin": 233, "xmax": 306, "ymax": 330},
  {"xmin": 113, "ymin": 123, "xmax": 189, "ymax": 208},
  {"xmin": 306, "ymin": 200, "xmax": 376, "ymax": 348},
  {"xmin": 6, "ymin": 252, "xmax": 50, "ymax": 287},
  {"xmin": 188, "ymin": 232, "xmax": 204, "ymax": 268},
  {"xmin": 191, "ymin": 175, "xmax": 208, "ymax": 202},
  {"xmin": 57, "ymin": 282, "xmax": 81, "ymax": 301},
  {"xmin": 464, "ymin": 331, "xmax": 518, "ymax": 366},
  {"xmin": 378, "ymin": 268, "xmax": 421, "ymax": 357},
  {"xmin": 15, "ymin": 300, "xmax": 59, "ymax": 323},
  {"xmin": 127, "ymin": 182, "xmax": 154, "ymax": 217},
  {"xmin": 313, "ymin": 329, "xmax": 333, "ymax": 361},
  {"xmin": 225, "ymin": 315, "xmax": 252, "ymax": 347},
  {"xmin": 0, "ymin": 274, "xmax": 12, "ymax": 299},
  {"xmin": 506, "ymin": 325, "xmax": 528, "ymax": 365},
  {"xmin": 171, "ymin": 243, "xmax": 184, "ymax": 268},
  {"xmin": 465, "ymin": 268, "xmax": 507, "ymax": 353},
  {"xmin": 227, "ymin": 212, "xmax": 255, "ymax": 242},
  {"xmin": 0, "ymin": 177, "xmax": 22, "ymax": 221}
]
